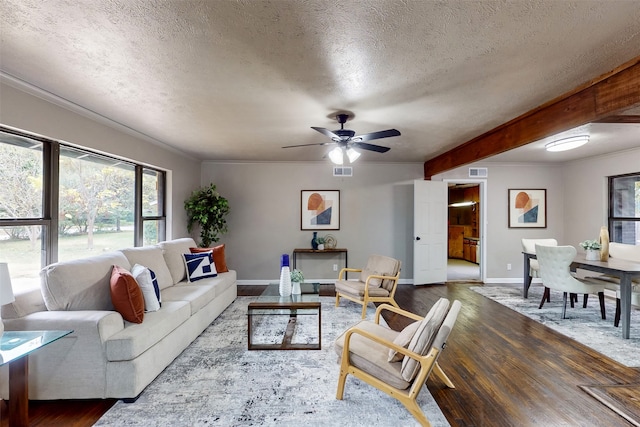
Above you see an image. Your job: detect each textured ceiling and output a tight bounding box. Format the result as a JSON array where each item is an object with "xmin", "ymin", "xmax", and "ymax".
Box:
[{"xmin": 1, "ymin": 0, "xmax": 640, "ymax": 164}]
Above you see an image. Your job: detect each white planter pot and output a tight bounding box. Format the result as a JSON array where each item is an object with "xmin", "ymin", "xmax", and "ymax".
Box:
[
  {"xmin": 292, "ymin": 282, "xmax": 301, "ymax": 295},
  {"xmin": 318, "ymin": 244, "xmax": 325, "ymax": 250},
  {"xmin": 585, "ymin": 249, "xmax": 600, "ymax": 261}
]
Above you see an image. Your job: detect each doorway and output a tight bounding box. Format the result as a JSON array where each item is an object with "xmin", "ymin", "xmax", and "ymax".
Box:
[{"xmin": 445, "ymin": 180, "xmax": 485, "ymax": 282}]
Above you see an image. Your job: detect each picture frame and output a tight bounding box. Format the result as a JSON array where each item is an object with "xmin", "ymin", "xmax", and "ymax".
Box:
[
  {"xmin": 301, "ymin": 190, "xmax": 340, "ymax": 230},
  {"xmin": 508, "ymin": 189, "xmax": 547, "ymax": 228}
]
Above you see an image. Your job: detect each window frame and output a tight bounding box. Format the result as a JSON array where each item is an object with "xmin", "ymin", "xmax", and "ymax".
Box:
[
  {"xmin": 608, "ymin": 172, "xmax": 640, "ymax": 245},
  {"xmin": 0, "ymin": 125, "xmax": 167, "ymax": 268}
]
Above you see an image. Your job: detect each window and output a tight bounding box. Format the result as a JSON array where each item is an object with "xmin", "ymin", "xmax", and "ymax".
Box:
[
  {"xmin": 0, "ymin": 126, "xmax": 166, "ymax": 290},
  {"xmin": 609, "ymin": 173, "xmax": 640, "ymax": 244}
]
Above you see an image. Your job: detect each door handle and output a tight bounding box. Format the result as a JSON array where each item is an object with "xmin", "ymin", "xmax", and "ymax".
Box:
[{"xmin": 416, "ymin": 236, "xmax": 421, "ymax": 240}]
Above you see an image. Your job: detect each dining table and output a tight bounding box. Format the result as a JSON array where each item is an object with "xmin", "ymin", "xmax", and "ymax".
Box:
[{"xmin": 522, "ymin": 252, "xmax": 640, "ymax": 339}]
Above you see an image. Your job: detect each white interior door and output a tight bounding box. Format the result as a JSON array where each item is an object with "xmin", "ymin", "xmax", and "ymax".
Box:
[{"xmin": 413, "ymin": 180, "xmax": 447, "ymax": 285}]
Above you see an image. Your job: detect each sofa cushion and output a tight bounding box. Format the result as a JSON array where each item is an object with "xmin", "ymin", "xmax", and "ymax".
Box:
[
  {"xmin": 183, "ymin": 252, "xmax": 218, "ymax": 282},
  {"xmin": 131, "ymin": 264, "xmax": 161, "ymax": 312},
  {"xmin": 161, "ymin": 283, "xmax": 217, "ymax": 315},
  {"xmin": 120, "ymin": 247, "xmax": 173, "ymax": 290},
  {"xmin": 158, "ymin": 238, "xmax": 197, "ymax": 284},
  {"xmin": 105, "ymin": 300, "xmax": 191, "ymax": 361},
  {"xmin": 110, "ymin": 266, "xmax": 145, "ymax": 324},
  {"xmin": 40, "ymin": 251, "xmax": 131, "ymax": 311},
  {"xmin": 190, "ymin": 244, "xmax": 229, "ymax": 273},
  {"xmin": 401, "ymin": 298, "xmax": 449, "ymax": 382}
]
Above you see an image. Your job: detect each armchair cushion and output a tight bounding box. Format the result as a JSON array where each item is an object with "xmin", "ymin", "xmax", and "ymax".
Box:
[
  {"xmin": 360, "ymin": 268, "xmax": 382, "ymax": 287},
  {"xmin": 365, "ymin": 255, "xmax": 401, "ymax": 290},
  {"xmin": 334, "ymin": 280, "xmax": 390, "ymax": 299},
  {"xmin": 388, "ymin": 321, "xmax": 420, "ymax": 362},
  {"xmin": 334, "ymin": 320, "xmax": 411, "ymax": 390},
  {"xmin": 401, "ymin": 298, "xmax": 450, "ymax": 381}
]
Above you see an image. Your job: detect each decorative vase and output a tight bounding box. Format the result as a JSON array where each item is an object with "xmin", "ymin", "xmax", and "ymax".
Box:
[
  {"xmin": 311, "ymin": 232, "xmax": 318, "ymax": 250},
  {"xmin": 292, "ymin": 281, "xmax": 301, "ymax": 295},
  {"xmin": 279, "ymin": 254, "xmax": 292, "ymax": 296},
  {"xmin": 585, "ymin": 249, "xmax": 600, "ymax": 261},
  {"xmin": 599, "ymin": 226, "xmax": 610, "ymax": 261},
  {"xmin": 318, "ymin": 243, "xmax": 325, "ymax": 250}
]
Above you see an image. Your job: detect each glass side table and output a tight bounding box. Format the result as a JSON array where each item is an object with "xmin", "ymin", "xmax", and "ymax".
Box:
[{"xmin": 1, "ymin": 330, "xmax": 73, "ymax": 427}]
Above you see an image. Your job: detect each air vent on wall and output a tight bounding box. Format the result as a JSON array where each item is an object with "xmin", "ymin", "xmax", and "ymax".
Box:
[
  {"xmin": 469, "ymin": 167, "xmax": 488, "ymax": 178},
  {"xmin": 333, "ymin": 166, "xmax": 353, "ymax": 177}
]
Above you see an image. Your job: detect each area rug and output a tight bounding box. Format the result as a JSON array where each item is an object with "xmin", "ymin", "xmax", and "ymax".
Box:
[
  {"xmin": 471, "ymin": 284, "xmax": 640, "ymax": 367},
  {"xmin": 94, "ymin": 297, "xmax": 450, "ymax": 426}
]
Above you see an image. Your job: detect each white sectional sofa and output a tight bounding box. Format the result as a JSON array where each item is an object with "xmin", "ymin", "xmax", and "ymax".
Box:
[{"xmin": 0, "ymin": 237, "xmax": 237, "ymax": 400}]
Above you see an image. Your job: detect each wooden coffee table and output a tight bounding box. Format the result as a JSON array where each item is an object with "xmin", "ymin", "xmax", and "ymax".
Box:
[{"xmin": 247, "ymin": 283, "xmax": 321, "ymax": 350}]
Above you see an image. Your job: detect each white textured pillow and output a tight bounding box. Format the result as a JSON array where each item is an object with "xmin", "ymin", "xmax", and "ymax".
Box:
[
  {"xmin": 388, "ymin": 321, "xmax": 420, "ymax": 362},
  {"xmin": 131, "ymin": 264, "xmax": 161, "ymax": 312},
  {"xmin": 400, "ymin": 298, "xmax": 450, "ymax": 382}
]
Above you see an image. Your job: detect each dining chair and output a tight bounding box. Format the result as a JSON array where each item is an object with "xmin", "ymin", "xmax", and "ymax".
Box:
[
  {"xmin": 535, "ymin": 244, "xmax": 607, "ymax": 319},
  {"xmin": 521, "ymin": 238, "xmax": 557, "ymax": 304}
]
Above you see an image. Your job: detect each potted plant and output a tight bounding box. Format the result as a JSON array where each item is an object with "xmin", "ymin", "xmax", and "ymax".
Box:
[
  {"xmin": 316, "ymin": 236, "xmax": 326, "ymax": 250},
  {"xmin": 579, "ymin": 239, "xmax": 601, "ymax": 261},
  {"xmin": 184, "ymin": 184, "xmax": 230, "ymax": 247},
  {"xmin": 290, "ymin": 269, "xmax": 304, "ymax": 294}
]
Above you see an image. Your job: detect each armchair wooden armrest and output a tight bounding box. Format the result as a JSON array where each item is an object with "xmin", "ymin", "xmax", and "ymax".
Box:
[
  {"xmin": 338, "ymin": 267, "xmax": 362, "ymax": 280},
  {"xmin": 373, "ymin": 303, "xmax": 424, "ymax": 325}
]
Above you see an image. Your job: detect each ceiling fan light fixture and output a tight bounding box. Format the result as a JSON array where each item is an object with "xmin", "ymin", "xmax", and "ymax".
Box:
[
  {"xmin": 346, "ymin": 148, "xmax": 361, "ymax": 163},
  {"xmin": 328, "ymin": 147, "xmax": 344, "ymax": 165},
  {"xmin": 545, "ymin": 135, "xmax": 589, "ymax": 152}
]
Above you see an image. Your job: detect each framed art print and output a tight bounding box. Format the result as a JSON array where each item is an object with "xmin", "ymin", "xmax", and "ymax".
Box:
[
  {"xmin": 508, "ymin": 189, "xmax": 546, "ymax": 228},
  {"xmin": 301, "ymin": 190, "xmax": 340, "ymax": 230}
]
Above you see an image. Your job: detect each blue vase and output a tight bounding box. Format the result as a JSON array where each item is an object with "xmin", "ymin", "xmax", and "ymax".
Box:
[{"xmin": 311, "ymin": 232, "xmax": 318, "ymax": 250}]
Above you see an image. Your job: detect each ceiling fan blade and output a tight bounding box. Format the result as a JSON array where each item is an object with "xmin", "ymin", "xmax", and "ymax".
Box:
[
  {"xmin": 282, "ymin": 142, "xmax": 333, "ymax": 148},
  {"xmin": 352, "ymin": 129, "xmax": 401, "ymax": 142},
  {"xmin": 311, "ymin": 127, "xmax": 341, "ymax": 140},
  {"xmin": 352, "ymin": 142, "xmax": 391, "ymax": 153}
]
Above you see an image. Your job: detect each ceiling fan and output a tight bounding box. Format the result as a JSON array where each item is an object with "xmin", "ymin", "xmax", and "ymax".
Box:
[{"xmin": 282, "ymin": 113, "xmax": 401, "ymax": 164}]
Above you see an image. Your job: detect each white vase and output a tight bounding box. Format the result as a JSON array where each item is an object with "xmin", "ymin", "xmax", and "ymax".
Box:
[
  {"xmin": 585, "ymin": 249, "xmax": 600, "ymax": 261},
  {"xmin": 292, "ymin": 282, "xmax": 301, "ymax": 295},
  {"xmin": 318, "ymin": 244, "xmax": 324, "ymax": 250}
]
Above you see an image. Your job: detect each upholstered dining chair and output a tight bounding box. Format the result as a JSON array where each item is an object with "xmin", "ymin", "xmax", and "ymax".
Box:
[
  {"xmin": 521, "ymin": 238, "xmax": 557, "ymax": 302},
  {"xmin": 334, "ymin": 299, "xmax": 461, "ymax": 427},
  {"xmin": 535, "ymin": 244, "xmax": 607, "ymax": 319},
  {"xmin": 614, "ymin": 284, "xmax": 640, "ymax": 327},
  {"xmin": 335, "ymin": 254, "xmax": 401, "ymax": 319}
]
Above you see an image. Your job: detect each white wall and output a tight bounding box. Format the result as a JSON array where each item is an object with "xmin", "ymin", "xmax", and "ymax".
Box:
[
  {"xmin": 201, "ymin": 162, "xmax": 423, "ymax": 282},
  {"xmin": 0, "ymin": 81, "xmax": 201, "ymax": 237}
]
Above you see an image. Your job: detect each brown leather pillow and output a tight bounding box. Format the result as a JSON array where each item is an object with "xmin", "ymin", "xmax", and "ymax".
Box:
[
  {"xmin": 189, "ymin": 244, "xmax": 229, "ymax": 273},
  {"xmin": 110, "ymin": 265, "xmax": 144, "ymax": 323}
]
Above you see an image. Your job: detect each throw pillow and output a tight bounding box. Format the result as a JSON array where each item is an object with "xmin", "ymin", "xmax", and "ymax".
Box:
[
  {"xmin": 131, "ymin": 264, "xmax": 161, "ymax": 312},
  {"xmin": 183, "ymin": 252, "xmax": 218, "ymax": 282},
  {"xmin": 400, "ymin": 298, "xmax": 450, "ymax": 382},
  {"xmin": 110, "ymin": 265, "xmax": 145, "ymax": 323},
  {"xmin": 189, "ymin": 244, "xmax": 229, "ymax": 273},
  {"xmin": 360, "ymin": 268, "xmax": 382, "ymax": 287},
  {"xmin": 388, "ymin": 321, "xmax": 420, "ymax": 362}
]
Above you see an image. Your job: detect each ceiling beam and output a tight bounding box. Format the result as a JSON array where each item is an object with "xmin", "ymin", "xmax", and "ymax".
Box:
[
  {"xmin": 423, "ymin": 55, "xmax": 640, "ymax": 178},
  {"xmin": 593, "ymin": 115, "xmax": 640, "ymax": 124}
]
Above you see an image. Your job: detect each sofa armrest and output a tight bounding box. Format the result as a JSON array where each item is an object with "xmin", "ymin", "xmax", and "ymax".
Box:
[{"xmin": 4, "ymin": 310, "xmax": 124, "ymax": 342}]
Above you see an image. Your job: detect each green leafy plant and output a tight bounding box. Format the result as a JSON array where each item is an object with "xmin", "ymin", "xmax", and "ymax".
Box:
[
  {"xmin": 579, "ymin": 239, "xmax": 601, "ymax": 250},
  {"xmin": 290, "ymin": 269, "xmax": 305, "ymax": 283},
  {"xmin": 184, "ymin": 183, "xmax": 230, "ymax": 247},
  {"xmin": 316, "ymin": 236, "xmax": 326, "ymax": 245}
]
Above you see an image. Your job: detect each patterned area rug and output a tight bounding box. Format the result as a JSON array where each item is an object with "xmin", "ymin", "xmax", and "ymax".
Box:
[
  {"xmin": 95, "ymin": 297, "xmax": 450, "ymax": 426},
  {"xmin": 471, "ymin": 284, "xmax": 640, "ymax": 367}
]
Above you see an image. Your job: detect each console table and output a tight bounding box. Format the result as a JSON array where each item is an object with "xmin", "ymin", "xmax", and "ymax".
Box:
[
  {"xmin": 1, "ymin": 330, "xmax": 73, "ymax": 427},
  {"xmin": 292, "ymin": 248, "xmax": 348, "ymax": 277}
]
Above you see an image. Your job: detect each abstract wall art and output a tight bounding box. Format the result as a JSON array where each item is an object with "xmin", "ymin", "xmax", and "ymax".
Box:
[
  {"xmin": 301, "ymin": 190, "xmax": 340, "ymax": 230},
  {"xmin": 508, "ymin": 189, "xmax": 546, "ymax": 228}
]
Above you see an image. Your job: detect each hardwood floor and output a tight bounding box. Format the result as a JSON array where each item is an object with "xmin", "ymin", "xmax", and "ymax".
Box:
[{"xmin": 2, "ymin": 282, "xmax": 638, "ymax": 426}]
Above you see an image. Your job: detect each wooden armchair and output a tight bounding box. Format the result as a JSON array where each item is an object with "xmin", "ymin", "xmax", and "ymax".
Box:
[
  {"xmin": 335, "ymin": 254, "xmax": 401, "ymax": 319},
  {"xmin": 334, "ymin": 300, "xmax": 461, "ymax": 426}
]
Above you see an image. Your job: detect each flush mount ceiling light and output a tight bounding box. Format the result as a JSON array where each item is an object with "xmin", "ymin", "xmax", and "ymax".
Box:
[{"xmin": 545, "ymin": 135, "xmax": 590, "ymax": 152}]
